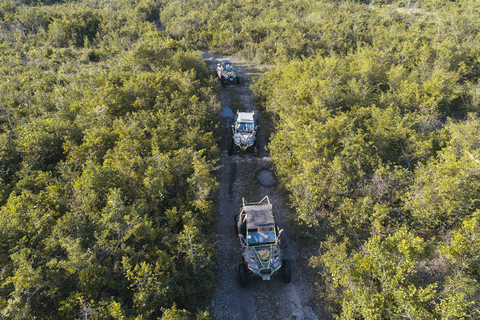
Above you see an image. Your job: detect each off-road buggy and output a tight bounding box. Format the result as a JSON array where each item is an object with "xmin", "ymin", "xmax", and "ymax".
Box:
[
  {"xmin": 234, "ymin": 196, "xmax": 291, "ymax": 287},
  {"xmin": 216, "ymin": 59, "xmax": 240, "ymax": 86},
  {"xmin": 228, "ymin": 111, "xmax": 258, "ymax": 156}
]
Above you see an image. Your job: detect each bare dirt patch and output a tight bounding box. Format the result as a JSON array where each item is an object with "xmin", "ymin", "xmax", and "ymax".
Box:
[
  {"xmin": 256, "ymin": 169, "xmax": 276, "ymax": 187},
  {"xmin": 207, "ymin": 54, "xmax": 331, "ymax": 320}
]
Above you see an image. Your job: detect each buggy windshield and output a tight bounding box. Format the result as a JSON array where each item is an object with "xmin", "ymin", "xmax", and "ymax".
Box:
[
  {"xmin": 236, "ymin": 122, "xmax": 254, "ymax": 133},
  {"xmin": 246, "ymin": 227, "xmax": 275, "ymax": 245}
]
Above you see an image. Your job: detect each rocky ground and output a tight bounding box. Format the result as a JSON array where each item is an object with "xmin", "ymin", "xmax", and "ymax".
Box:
[{"xmin": 204, "ymin": 54, "xmax": 332, "ymax": 320}]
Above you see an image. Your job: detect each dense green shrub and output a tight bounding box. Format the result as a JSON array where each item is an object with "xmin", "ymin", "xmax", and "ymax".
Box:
[
  {"xmin": 0, "ymin": 0, "xmax": 219, "ymax": 318},
  {"xmin": 247, "ymin": 0, "xmax": 480, "ymax": 317}
]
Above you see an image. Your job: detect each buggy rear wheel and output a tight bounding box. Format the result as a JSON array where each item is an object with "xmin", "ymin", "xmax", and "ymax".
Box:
[
  {"xmin": 228, "ymin": 138, "xmax": 233, "ymax": 156},
  {"xmin": 281, "ymin": 259, "xmax": 291, "ymax": 283},
  {"xmin": 253, "ymin": 131, "xmax": 259, "ymax": 157},
  {"xmin": 234, "ymin": 215, "xmax": 239, "ymax": 234},
  {"xmin": 239, "ymin": 263, "xmax": 247, "ymax": 287}
]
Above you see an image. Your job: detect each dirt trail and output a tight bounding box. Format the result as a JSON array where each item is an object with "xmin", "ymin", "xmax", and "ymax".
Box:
[{"xmin": 205, "ymin": 55, "xmax": 329, "ymax": 320}]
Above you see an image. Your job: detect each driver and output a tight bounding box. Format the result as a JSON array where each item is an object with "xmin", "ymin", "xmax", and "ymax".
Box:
[
  {"xmin": 237, "ymin": 123, "xmax": 247, "ymax": 132},
  {"xmin": 256, "ymin": 227, "xmax": 270, "ymax": 243}
]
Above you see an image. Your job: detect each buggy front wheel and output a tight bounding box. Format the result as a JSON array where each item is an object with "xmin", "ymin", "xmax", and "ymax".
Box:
[
  {"xmin": 239, "ymin": 263, "xmax": 248, "ymax": 287},
  {"xmin": 281, "ymin": 259, "xmax": 291, "ymax": 283},
  {"xmin": 234, "ymin": 215, "xmax": 239, "ymax": 234}
]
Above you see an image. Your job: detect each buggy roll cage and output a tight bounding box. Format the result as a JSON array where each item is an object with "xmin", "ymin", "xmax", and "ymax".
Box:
[
  {"xmin": 240, "ymin": 195, "xmax": 270, "ymax": 208},
  {"xmin": 237, "ymin": 196, "xmax": 283, "ymax": 248}
]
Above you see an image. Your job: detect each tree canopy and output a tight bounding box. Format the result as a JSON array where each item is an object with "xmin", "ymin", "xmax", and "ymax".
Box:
[
  {"xmin": 0, "ymin": 0, "xmax": 219, "ymax": 318},
  {"xmin": 248, "ymin": 0, "xmax": 480, "ymax": 317}
]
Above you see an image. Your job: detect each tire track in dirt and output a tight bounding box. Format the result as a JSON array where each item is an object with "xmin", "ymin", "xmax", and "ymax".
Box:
[{"xmin": 207, "ymin": 55, "xmax": 330, "ymax": 320}]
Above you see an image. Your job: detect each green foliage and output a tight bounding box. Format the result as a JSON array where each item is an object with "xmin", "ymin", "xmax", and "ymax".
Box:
[
  {"xmin": 242, "ymin": 0, "xmax": 480, "ymax": 317},
  {"xmin": 403, "ymin": 115, "xmax": 480, "ymax": 236},
  {"xmin": 315, "ymin": 230, "xmax": 453, "ymax": 319},
  {"xmin": 0, "ymin": 0, "xmax": 220, "ymax": 317},
  {"xmin": 442, "ymin": 210, "xmax": 480, "ymax": 278},
  {"xmin": 435, "ymin": 270, "xmax": 480, "ymax": 319},
  {"xmin": 47, "ymin": 7, "xmax": 101, "ymax": 47},
  {"xmin": 404, "ymin": 145, "xmax": 480, "ymax": 235},
  {"xmin": 17, "ymin": 117, "xmax": 71, "ymax": 171}
]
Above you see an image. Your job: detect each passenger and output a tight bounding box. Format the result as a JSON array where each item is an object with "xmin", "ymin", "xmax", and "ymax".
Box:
[{"xmin": 237, "ymin": 123, "xmax": 247, "ymax": 132}]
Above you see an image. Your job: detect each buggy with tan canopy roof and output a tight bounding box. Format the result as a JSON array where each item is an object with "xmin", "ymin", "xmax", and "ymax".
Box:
[{"xmin": 234, "ymin": 196, "xmax": 291, "ymax": 287}]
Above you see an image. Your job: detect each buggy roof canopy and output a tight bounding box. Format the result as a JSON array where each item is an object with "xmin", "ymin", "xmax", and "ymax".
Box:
[
  {"xmin": 237, "ymin": 112, "xmax": 255, "ymax": 122},
  {"xmin": 244, "ymin": 204, "xmax": 275, "ymax": 229}
]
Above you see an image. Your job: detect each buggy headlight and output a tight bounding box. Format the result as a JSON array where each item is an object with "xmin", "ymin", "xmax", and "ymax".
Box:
[
  {"xmin": 244, "ymin": 251, "xmax": 260, "ymax": 271},
  {"xmin": 233, "ymin": 135, "xmax": 241, "ymax": 144},
  {"xmin": 271, "ymin": 248, "xmax": 281, "ymax": 269},
  {"xmin": 248, "ymin": 260, "xmax": 260, "ymax": 272},
  {"xmin": 247, "ymin": 136, "xmax": 255, "ymax": 146},
  {"xmin": 272, "ymin": 260, "xmax": 282, "ymax": 269}
]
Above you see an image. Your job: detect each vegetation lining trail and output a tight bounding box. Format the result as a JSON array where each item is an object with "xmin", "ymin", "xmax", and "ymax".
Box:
[{"xmin": 0, "ymin": 1, "xmax": 218, "ymax": 318}]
